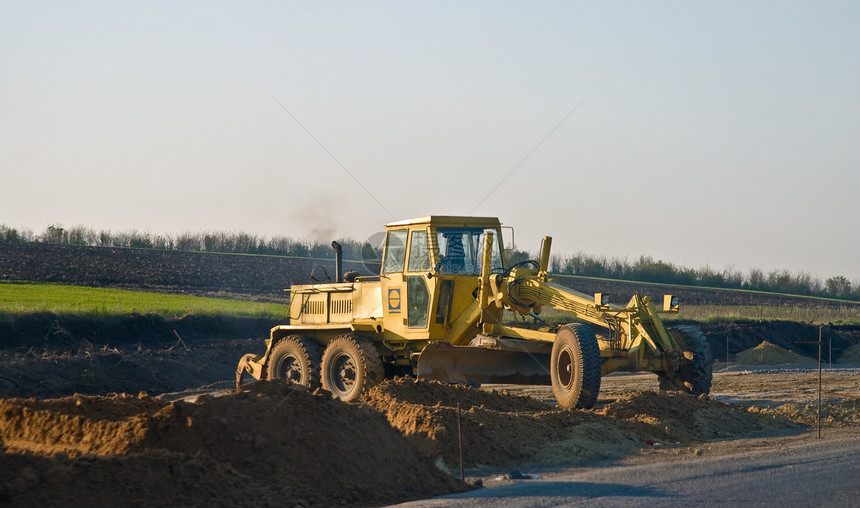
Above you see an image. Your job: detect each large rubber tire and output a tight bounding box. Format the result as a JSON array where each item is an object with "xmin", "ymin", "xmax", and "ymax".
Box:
[
  {"xmin": 321, "ymin": 334, "xmax": 384, "ymax": 402},
  {"xmin": 551, "ymin": 323, "xmax": 602, "ymax": 410},
  {"xmin": 660, "ymin": 326, "xmax": 714, "ymax": 396},
  {"xmin": 266, "ymin": 335, "xmax": 323, "ymax": 390}
]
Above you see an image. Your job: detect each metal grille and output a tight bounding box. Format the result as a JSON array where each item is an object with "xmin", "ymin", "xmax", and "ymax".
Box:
[
  {"xmin": 305, "ymin": 300, "xmax": 325, "ymax": 315},
  {"xmin": 331, "ymin": 299, "xmax": 353, "ymax": 315}
]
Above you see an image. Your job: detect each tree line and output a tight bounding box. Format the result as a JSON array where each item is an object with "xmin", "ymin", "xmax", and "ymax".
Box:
[
  {"xmin": 548, "ymin": 252, "xmax": 859, "ymax": 301},
  {"xmin": 0, "ymin": 223, "xmax": 374, "ymax": 261},
  {"xmin": 1, "ymin": 223, "xmax": 858, "ymax": 301}
]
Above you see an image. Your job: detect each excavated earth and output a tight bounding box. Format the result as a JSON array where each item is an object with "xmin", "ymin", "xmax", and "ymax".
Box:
[
  {"xmin": 5, "ymin": 375, "xmax": 857, "ymax": 508},
  {"xmin": 1, "ymin": 321, "xmax": 859, "ymax": 506},
  {"xmin": 0, "ymin": 381, "xmax": 472, "ymax": 507}
]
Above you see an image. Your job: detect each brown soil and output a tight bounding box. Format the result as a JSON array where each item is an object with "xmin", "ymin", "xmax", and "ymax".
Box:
[
  {"xmin": 0, "ymin": 381, "xmax": 470, "ymax": 507},
  {"xmin": 363, "ymin": 378, "xmax": 802, "ymax": 470},
  {"xmin": 734, "ymin": 341, "xmax": 817, "ymax": 365},
  {"xmin": 1, "ymin": 313, "xmax": 859, "ymax": 506},
  {"xmin": 2, "ymin": 375, "xmax": 827, "ymax": 507},
  {"xmin": 365, "ymin": 378, "xmax": 595, "ymax": 468},
  {"xmin": 2, "ymin": 367, "xmax": 859, "ymax": 507}
]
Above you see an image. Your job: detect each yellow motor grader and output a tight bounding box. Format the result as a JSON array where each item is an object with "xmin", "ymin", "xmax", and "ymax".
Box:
[{"xmin": 236, "ymin": 216, "xmax": 713, "ymax": 409}]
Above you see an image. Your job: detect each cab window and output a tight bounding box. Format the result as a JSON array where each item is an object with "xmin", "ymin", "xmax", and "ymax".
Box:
[
  {"xmin": 436, "ymin": 227, "xmax": 503, "ymax": 274},
  {"xmin": 382, "ymin": 229, "xmax": 408, "ymax": 273},
  {"xmin": 407, "ymin": 230, "xmax": 431, "ymax": 272}
]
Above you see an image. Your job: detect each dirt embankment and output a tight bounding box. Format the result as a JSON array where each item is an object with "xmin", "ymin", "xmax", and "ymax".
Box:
[
  {"xmin": 4, "ymin": 376, "xmax": 854, "ymax": 507},
  {"xmin": 363, "ymin": 378, "xmax": 806, "ymax": 470},
  {"xmin": 2, "ymin": 361, "xmax": 859, "ymax": 507},
  {"xmin": 838, "ymin": 343, "xmax": 860, "ymax": 363},
  {"xmin": 0, "ymin": 334, "xmax": 857, "ymax": 508},
  {"xmin": 0, "ymin": 381, "xmax": 470, "ymax": 507},
  {"xmin": 688, "ymin": 320, "xmax": 860, "ymax": 363},
  {"xmin": 0, "ymin": 313, "xmax": 279, "ymax": 399}
]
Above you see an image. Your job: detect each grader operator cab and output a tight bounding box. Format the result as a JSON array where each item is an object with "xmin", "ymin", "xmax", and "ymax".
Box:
[{"xmin": 236, "ymin": 216, "xmax": 713, "ymax": 409}]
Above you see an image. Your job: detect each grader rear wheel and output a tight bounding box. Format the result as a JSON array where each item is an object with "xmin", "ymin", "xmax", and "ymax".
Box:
[
  {"xmin": 267, "ymin": 335, "xmax": 323, "ymax": 390},
  {"xmin": 659, "ymin": 326, "xmax": 713, "ymax": 396},
  {"xmin": 321, "ymin": 334, "xmax": 384, "ymax": 402},
  {"xmin": 551, "ymin": 323, "xmax": 602, "ymax": 410}
]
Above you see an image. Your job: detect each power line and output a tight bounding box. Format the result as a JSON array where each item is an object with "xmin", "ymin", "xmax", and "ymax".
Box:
[
  {"xmin": 274, "ymin": 97, "xmax": 395, "ymax": 219},
  {"xmin": 470, "ymin": 96, "xmax": 588, "ymax": 214}
]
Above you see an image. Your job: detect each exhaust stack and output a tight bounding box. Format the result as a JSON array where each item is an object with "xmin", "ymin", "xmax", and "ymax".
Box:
[{"xmin": 331, "ymin": 241, "xmax": 343, "ymax": 283}]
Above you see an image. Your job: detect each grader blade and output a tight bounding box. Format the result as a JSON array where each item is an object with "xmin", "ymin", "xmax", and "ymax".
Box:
[{"xmin": 417, "ymin": 342, "xmax": 551, "ymax": 385}]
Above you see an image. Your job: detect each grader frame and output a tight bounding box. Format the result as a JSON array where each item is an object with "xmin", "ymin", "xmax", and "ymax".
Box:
[{"xmin": 236, "ymin": 216, "xmax": 713, "ymax": 409}]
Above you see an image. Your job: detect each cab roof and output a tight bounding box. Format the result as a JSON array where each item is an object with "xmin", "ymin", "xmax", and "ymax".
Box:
[{"xmin": 385, "ymin": 215, "xmax": 501, "ymax": 228}]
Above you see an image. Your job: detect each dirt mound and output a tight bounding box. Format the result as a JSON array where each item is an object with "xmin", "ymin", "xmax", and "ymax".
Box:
[
  {"xmin": 694, "ymin": 321, "xmax": 860, "ymax": 367},
  {"xmin": 363, "ymin": 379, "xmax": 800, "ymax": 469},
  {"xmin": 735, "ymin": 341, "xmax": 816, "ymax": 365},
  {"xmin": 0, "ymin": 381, "xmax": 469, "ymax": 507},
  {"xmin": 751, "ymin": 398, "xmax": 860, "ymax": 427},
  {"xmin": 367, "ymin": 376, "xmax": 550, "ymax": 412},
  {"xmin": 364, "ymin": 378, "xmax": 595, "ymax": 468},
  {"xmin": 838, "ymin": 343, "xmax": 860, "ymax": 363},
  {"xmin": 599, "ymin": 390, "xmax": 798, "ymax": 443},
  {"xmin": 0, "ymin": 393, "xmax": 164, "ymax": 457},
  {"xmin": 0, "ymin": 377, "xmax": 818, "ymax": 506}
]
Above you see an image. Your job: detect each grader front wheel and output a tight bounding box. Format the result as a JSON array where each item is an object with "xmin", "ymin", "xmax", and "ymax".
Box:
[
  {"xmin": 659, "ymin": 325, "xmax": 714, "ymax": 396},
  {"xmin": 551, "ymin": 324, "xmax": 602, "ymax": 410},
  {"xmin": 321, "ymin": 334, "xmax": 384, "ymax": 402}
]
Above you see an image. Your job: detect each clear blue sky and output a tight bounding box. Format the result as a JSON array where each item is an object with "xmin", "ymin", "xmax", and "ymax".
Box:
[{"xmin": 1, "ymin": 1, "xmax": 858, "ymax": 281}]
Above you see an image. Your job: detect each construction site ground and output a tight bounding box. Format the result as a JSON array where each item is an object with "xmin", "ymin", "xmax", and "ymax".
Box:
[{"xmin": 2, "ymin": 330, "xmax": 859, "ymax": 506}]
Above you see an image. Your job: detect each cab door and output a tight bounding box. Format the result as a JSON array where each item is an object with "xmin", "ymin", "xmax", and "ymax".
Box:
[
  {"xmin": 380, "ymin": 227, "xmax": 437, "ymax": 340},
  {"xmin": 403, "ymin": 228, "xmax": 434, "ymax": 334},
  {"xmin": 380, "ymin": 229, "xmax": 407, "ymax": 338}
]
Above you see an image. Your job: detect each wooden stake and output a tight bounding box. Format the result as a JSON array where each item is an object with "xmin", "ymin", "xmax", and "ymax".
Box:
[{"xmin": 457, "ymin": 403, "xmax": 464, "ymax": 481}]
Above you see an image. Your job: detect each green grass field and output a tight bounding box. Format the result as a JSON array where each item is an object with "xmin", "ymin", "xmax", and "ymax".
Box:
[
  {"xmin": 2, "ymin": 280, "xmax": 857, "ymax": 324},
  {"xmin": 516, "ymin": 302, "xmax": 860, "ymax": 326},
  {"xmin": 665, "ymin": 304, "xmax": 860, "ymax": 324},
  {"xmin": 0, "ymin": 281, "xmax": 287, "ymax": 319}
]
